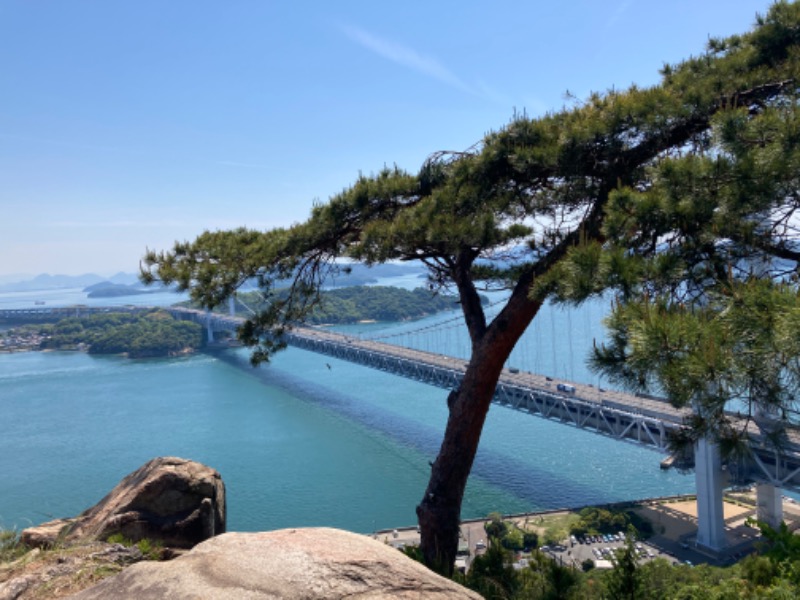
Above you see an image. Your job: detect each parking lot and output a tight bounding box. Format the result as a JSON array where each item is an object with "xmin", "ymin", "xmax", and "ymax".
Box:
[{"xmin": 541, "ymin": 533, "xmax": 676, "ymax": 570}]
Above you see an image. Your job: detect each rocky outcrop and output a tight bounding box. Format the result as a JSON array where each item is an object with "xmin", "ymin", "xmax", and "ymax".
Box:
[
  {"xmin": 21, "ymin": 457, "xmax": 224, "ymax": 550},
  {"xmin": 71, "ymin": 528, "xmax": 482, "ymax": 599}
]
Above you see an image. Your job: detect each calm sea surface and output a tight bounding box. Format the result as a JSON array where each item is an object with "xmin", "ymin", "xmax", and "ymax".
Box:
[{"xmin": 0, "ymin": 284, "xmax": 695, "ymax": 532}]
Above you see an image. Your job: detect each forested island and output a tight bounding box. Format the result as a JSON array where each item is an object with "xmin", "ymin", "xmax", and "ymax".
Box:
[
  {"xmin": 84, "ymin": 281, "xmax": 169, "ymax": 298},
  {"xmin": 1, "ymin": 287, "xmax": 463, "ymax": 356},
  {"xmin": 220, "ymin": 286, "xmax": 476, "ymax": 324},
  {"xmin": 2, "ymin": 310, "xmax": 203, "ymax": 358}
]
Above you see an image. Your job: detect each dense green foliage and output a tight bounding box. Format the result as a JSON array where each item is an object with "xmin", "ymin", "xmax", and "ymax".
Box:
[
  {"xmin": 228, "ymin": 286, "xmax": 468, "ymax": 325},
  {"xmin": 141, "ymin": 2, "xmax": 800, "ymax": 573},
  {"xmin": 310, "ymin": 286, "xmax": 464, "ymax": 324},
  {"xmin": 549, "ymin": 1, "xmax": 800, "ymax": 456},
  {"xmin": 584, "ymin": 280, "xmax": 800, "ymax": 456},
  {"xmin": 569, "ymin": 507, "xmax": 652, "ymax": 539},
  {"xmin": 484, "ymin": 513, "xmax": 539, "ymax": 552},
  {"xmin": 605, "ymin": 533, "xmax": 642, "ymax": 600},
  {"xmin": 464, "ymin": 542, "xmax": 522, "ymax": 599},
  {"xmin": 570, "ymin": 507, "xmax": 628, "ymax": 538},
  {"xmin": 39, "ymin": 311, "xmax": 203, "ymax": 358},
  {"xmin": 459, "ymin": 524, "xmax": 800, "ymax": 599}
]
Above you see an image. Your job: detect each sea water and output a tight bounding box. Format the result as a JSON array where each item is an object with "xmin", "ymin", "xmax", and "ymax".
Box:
[{"xmin": 0, "ymin": 285, "xmax": 695, "ymax": 532}]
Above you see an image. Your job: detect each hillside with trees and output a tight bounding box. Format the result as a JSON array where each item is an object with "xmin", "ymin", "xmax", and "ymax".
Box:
[
  {"xmin": 228, "ymin": 286, "xmax": 470, "ymax": 324},
  {"xmin": 460, "ymin": 524, "xmax": 800, "ymax": 599},
  {"xmin": 38, "ymin": 311, "xmax": 203, "ymax": 358}
]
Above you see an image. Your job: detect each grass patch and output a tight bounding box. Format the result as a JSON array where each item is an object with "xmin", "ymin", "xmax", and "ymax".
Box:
[
  {"xmin": 106, "ymin": 533, "xmax": 163, "ymax": 560},
  {"xmin": 92, "ymin": 563, "xmax": 122, "ymax": 578},
  {"xmin": 521, "ymin": 513, "xmax": 582, "ymax": 546},
  {"xmin": 0, "ymin": 528, "xmax": 27, "ymax": 564}
]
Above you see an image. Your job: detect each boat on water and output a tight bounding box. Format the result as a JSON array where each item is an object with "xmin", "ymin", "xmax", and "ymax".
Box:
[{"xmin": 34, "ymin": 301, "xmax": 45, "ymax": 305}]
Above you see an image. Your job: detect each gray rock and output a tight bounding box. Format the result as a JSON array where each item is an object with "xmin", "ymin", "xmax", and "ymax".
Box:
[
  {"xmin": 21, "ymin": 457, "xmax": 224, "ymax": 549},
  {"xmin": 71, "ymin": 528, "xmax": 482, "ymax": 599}
]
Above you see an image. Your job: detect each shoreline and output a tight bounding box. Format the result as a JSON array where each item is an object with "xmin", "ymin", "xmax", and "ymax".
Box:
[
  {"xmin": 0, "ymin": 345, "xmax": 197, "ymax": 359},
  {"xmin": 376, "ymin": 492, "xmax": 701, "ymax": 537},
  {"xmin": 375, "ymin": 490, "xmax": 800, "ymax": 568}
]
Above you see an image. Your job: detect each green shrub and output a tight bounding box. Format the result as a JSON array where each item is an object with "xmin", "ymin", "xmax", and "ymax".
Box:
[
  {"xmin": 106, "ymin": 533, "xmax": 162, "ymax": 560},
  {"xmin": 136, "ymin": 538, "xmax": 163, "ymax": 560},
  {"xmin": 485, "ymin": 512, "xmax": 508, "ymax": 539},
  {"xmin": 106, "ymin": 533, "xmax": 133, "ymax": 546},
  {"xmin": 522, "ymin": 531, "xmax": 538, "ymax": 550},
  {"xmin": 0, "ymin": 529, "xmax": 26, "ymax": 563},
  {"xmin": 500, "ymin": 527, "xmax": 524, "ymax": 551}
]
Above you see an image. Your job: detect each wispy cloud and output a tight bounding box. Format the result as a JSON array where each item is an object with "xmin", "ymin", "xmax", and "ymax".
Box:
[
  {"xmin": 607, "ymin": 0, "xmax": 634, "ymax": 28},
  {"xmin": 340, "ymin": 23, "xmax": 474, "ymax": 95}
]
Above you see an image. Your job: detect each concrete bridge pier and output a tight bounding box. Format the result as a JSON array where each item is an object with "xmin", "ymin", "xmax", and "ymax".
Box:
[
  {"xmin": 695, "ymin": 436, "xmax": 727, "ymax": 551},
  {"xmin": 229, "ymin": 295, "xmax": 236, "ymax": 317},
  {"xmin": 752, "ymin": 404, "xmax": 785, "ymax": 529},
  {"xmin": 756, "ymin": 483, "xmax": 783, "ymax": 529}
]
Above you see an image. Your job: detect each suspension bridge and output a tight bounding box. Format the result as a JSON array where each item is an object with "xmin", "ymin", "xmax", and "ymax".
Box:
[
  {"xmin": 3, "ymin": 303, "xmax": 800, "ymax": 553},
  {"xmin": 165, "ymin": 304, "xmax": 800, "ymax": 553}
]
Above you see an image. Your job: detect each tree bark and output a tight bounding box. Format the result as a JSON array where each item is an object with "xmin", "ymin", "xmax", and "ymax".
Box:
[{"xmin": 417, "ymin": 288, "xmax": 543, "ymax": 574}]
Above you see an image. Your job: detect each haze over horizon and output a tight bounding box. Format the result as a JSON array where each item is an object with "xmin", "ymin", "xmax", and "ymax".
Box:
[{"xmin": 1, "ymin": 1, "xmax": 774, "ymax": 277}]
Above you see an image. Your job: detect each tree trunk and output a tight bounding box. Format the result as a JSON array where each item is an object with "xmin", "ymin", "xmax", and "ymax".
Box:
[
  {"xmin": 416, "ymin": 364, "xmax": 496, "ymax": 574},
  {"xmin": 417, "ymin": 294, "xmax": 541, "ymax": 574}
]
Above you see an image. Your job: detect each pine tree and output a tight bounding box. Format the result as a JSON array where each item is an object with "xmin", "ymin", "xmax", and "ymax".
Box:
[{"xmin": 142, "ymin": 2, "xmax": 800, "ymax": 574}]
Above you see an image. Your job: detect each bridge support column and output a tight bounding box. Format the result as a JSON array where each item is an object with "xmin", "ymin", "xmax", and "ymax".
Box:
[
  {"xmin": 695, "ymin": 436, "xmax": 727, "ymax": 551},
  {"xmin": 229, "ymin": 295, "xmax": 236, "ymax": 317},
  {"xmin": 756, "ymin": 483, "xmax": 783, "ymax": 530},
  {"xmin": 205, "ymin": 309, "xmax": 214, "ymax": 343}
]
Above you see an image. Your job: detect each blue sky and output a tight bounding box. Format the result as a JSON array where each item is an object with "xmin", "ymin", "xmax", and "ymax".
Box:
[{"xmin": 0, "ymin": 1, "xmax": 776, "ymax": 277}]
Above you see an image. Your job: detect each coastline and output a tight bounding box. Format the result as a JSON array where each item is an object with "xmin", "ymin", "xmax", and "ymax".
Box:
[
  {"xmin": 0, "ymin": 344, "xmax": 196, "ymax": 359},
  {"xmin": 377, "ymin": 490, "xmax": 800, "ymax": 568}
]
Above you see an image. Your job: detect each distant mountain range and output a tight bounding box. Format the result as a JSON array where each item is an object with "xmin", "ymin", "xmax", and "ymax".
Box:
[
  {"xmin": 0, "ymin": 272, "xmax": 142, "ymax": 293},
  {"xmin": 0, "ymin": 264, "xmax": 426, "ymax": 294}
]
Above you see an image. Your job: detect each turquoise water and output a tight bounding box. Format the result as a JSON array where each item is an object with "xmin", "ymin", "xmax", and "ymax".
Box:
[
  {"xmin": 0, "ymin": 287, "xmax": 187, "ymax": 310},
  {"xmin": 0, "ymin": 285, "xmax": 696, "ymax": 533}
]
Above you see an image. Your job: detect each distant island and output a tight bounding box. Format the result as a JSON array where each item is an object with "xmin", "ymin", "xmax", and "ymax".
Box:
[
  {"xmin": 83, "ymin": 281, "xmax": 157, "ymax": 298},
  {"xmin": 0, "ymin": 286, "xmax": 460, "ymax": 356},
  {"xmin": 197, "ymin": 285, "xmax": 480, "ymax": 325},
  {"xmin": 305, "ymin": 286, "xmax": 468, "ymax": 324},
  {"xmin": 1, "ymin": 310, "xmax": 203, "ymax": 358}
]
